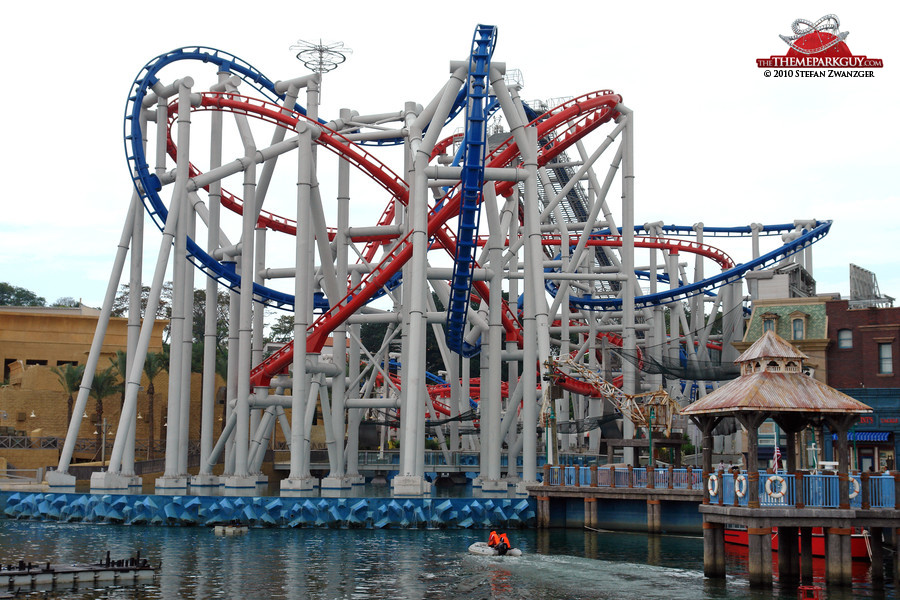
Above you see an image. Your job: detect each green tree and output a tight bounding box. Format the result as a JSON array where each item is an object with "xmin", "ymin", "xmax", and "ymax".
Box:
[
  {"xmin": 189, "ymin": 288, "xmax": 231, "ymax": 373},
  {"xmin": 51, "ymin": 363, "xmax": 85, "ymax": 425},
  {"xmin": 0, "ymin": 282, "xmax": 46, "ymax": 306},
  {"xmin": 111, "ymin": 283, "xmax": 174, "ymax": 320},
  {"xmin": 143, "ymin": 352, "xmax": 168, "ymax": 459},
  {"xmin": 109, "ymin": 350, "xmax": 128, "ymax": 411},
  {"xmin": 51, "ymin": 297, "xmax": 80, "ymax": 307},
  {"xmin": 89, "ymin": 366, "xmax": 121, "ymax": 460},
  {"xmin": 267, "ymin": 314, "xmax": 295, "ymax": 344}
]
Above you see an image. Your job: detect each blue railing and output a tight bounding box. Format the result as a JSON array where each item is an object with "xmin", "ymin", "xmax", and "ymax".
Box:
[
  {"xmin": 545, "ymin": 467, "xmax": 897, "ymax": 510},
  {"xmin": 707, "ymin": 472, "xmax": 895, "ymax": 509},
  {"xmin": 549, "ymin": 466, "xmax": 703, "ymax": 491}
]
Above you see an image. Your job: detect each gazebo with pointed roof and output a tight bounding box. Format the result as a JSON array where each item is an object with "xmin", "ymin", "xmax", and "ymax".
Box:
[{"xmin": 682, "ymin": 330, "xmax": 872, "ymax": 509}]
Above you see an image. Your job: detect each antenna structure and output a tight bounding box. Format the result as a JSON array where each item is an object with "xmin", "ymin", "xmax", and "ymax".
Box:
[{"xmin": 290, "ymin": 38, "xmax": 351, "ymax": 73}]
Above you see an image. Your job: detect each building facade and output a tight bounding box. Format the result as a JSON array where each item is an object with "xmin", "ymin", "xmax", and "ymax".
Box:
[
  {"xmin": 0, "ymin": 305, "xmax": 166, "ymax": 381},
  {"xmin": 825, "ymin": 299, "xmax": 899, "ymax": 471}
]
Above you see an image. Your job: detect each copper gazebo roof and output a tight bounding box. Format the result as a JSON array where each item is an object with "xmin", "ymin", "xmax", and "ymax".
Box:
[{"xmin": 680, "ymin": 331, "xmax": 872, "ymax": 416}]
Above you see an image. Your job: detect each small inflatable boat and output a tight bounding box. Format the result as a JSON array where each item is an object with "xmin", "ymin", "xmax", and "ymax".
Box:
[{"xmin": 468, "ymin": 542, "xmax": 522, "ymax": 557}]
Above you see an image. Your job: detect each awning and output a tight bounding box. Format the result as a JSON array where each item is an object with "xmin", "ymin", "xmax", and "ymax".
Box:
[{"xmin": 831, "ymin": 431, "xmax": 891, "ymax": 442}]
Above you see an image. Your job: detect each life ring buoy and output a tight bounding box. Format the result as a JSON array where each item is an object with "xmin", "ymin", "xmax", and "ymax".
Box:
[
  {"xmin": 735, "ymin": 474, "xmax": 748, "ymax": 498},
  {"xmin": 849, "ymin": 477, "xmax": 861, "ymax": 500},
  {"xmin": 765, "ymin": 475, "xmax": 787, "ymax": 499},
  {"xmin": 707, "ymin": 473, "xmax": 719, "ymax": 496}
]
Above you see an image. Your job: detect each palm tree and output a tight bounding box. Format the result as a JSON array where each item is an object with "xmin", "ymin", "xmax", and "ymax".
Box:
[
  {"xmin": 90, "ymin": 366, "xmax": 120, "ymax": 461},
  {"xmin": 109, "ymin": 350, "xmax": 128, "ymax": 412},
  {"xmin": 50, "ymin": 363, "xmax": 79, "ymax": 423},
  {"xmin": 51, "ymin": 363, "xmax": 85, "ymax": 425},
  {"xmin": 143, "ymin": 352, "xmax": 168, "ymax": 459}
]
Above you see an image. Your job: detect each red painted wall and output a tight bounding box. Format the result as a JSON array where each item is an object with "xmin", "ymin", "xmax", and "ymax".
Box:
[{"xmin": 825, "ymin": 300, "xmax": 900, "ymax": 389}]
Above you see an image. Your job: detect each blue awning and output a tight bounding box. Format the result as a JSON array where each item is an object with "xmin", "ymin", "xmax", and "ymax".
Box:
[{"xmin": 831, "ymin": 431, "xmax": 891, "ymax": 442}]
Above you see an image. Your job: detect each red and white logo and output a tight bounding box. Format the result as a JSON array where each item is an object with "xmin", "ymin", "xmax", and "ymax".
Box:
[{"xmin": 757, "ymin": 15, "xmax": 883, "ymax": 69}]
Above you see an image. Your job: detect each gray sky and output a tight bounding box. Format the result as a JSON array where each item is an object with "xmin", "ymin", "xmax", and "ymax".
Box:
[{"xmin": 1, "ymin": 1, "xmax": 897, "ymax": 307}]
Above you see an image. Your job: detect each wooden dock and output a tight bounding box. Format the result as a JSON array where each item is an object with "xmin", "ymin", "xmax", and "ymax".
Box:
[
  {"xmin": 1, "ymin": 553, "xmax": 156, "ymax": 589},
  {"xmin": 527, "ymin": 464, "xmax": 703, "ymax": 533}
]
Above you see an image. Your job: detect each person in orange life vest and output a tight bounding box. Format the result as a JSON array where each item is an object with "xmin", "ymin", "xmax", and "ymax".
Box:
[{"xmin": 488, "ymin": 531, "xmax": 511, "ymax": 555}]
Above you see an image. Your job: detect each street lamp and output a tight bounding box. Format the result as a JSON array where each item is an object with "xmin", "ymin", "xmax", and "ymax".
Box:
[{"xmin": 93, "ymin": 418, "xmax": 113, "ymax": 466}]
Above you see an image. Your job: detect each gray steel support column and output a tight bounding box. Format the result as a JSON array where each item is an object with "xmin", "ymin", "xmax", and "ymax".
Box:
[
  {"xmin": 158, "ymin": 80, "xmax": 194, "ymax": 482},
  {"xmin": 284, "ymin": 126, "xmax": 313, "ymax": 488},
  {"xmin": 399, "ymin": 101, "xmax": 426, "ymax": 483},
  {"xmin": 618, "ymin": 106, "xmax": 636, "ymax": 464},
  {"xmin": 646, "ymin": 222, "xmax": 664, "ymax": 392},
  {"xmin": 483, "ymin": 229, "xmax": 503, "ymax": 484},
  {"xmin": 105, "ymin": 81, "xmax": 193, "ymax": 485},
  {"xmin": 122, "ymin": 192, "xmax": 143, "ymax": 479},
  {"xmin": 328, "ymin": 107, "xmax": 353, "ymax": 482},
  {"xmin": 248, "ymin": 405, "xmax": 277, "ymax": 471},
  {"xmin": 224, "ymin": 266, "xmax": 239, "ymax": 475},
  {"xmin": 177, "ymin": 199, "xmax": 197, "ymax": 476},
  {"xmin": 520, "ymin": 127, "xmax": 541, "ymax": 484},
  {"xmin": 198, "ymin": 72, "xmax": 226, "ymax": 478},
  {"xmin": 251, "ymin": 226, "xmax": 267, "ymax": 453},
  {"xmin": 50, "ymin": 195, "xmax": 138, "ymax": 483},
  {"xmin": 232, "ymin": 153, "xmax": 257, "ymax": 479},
  {"xmin": 395, "ymin": 71, "xmax": 464, "ymax": 495},
  {"xmin": 345, "ymin": 269, "xmax": 363, "ymax": 480}
]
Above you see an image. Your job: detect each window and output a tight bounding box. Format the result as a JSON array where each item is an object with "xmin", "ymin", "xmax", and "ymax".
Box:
[
  {"xmin": 792, "ymin": 318, "xmax": 804, "ymax": 340},
  {"xmin": 878, "ymin": 343, "xmax": 893, "ymax": 375},
  {"xmin": 837, "ymin": 329, "xmax": 852, "ymax": 349},
  {"xmin": 763, "ymin": 319, "xmax": 775, "ymax": 332}
]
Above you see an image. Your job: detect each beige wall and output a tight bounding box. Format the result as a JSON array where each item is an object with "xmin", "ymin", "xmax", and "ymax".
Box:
[
  {"xmin": 0, "ymin": 307, "xmax": 166, "ymax": 379},
  {"xmin": 0, "ymin": 308, "xmax": 326, "ymax": 473},
  {"xmin": 2, "ymin": 364, "xmax": 221, "ymax": 434}
]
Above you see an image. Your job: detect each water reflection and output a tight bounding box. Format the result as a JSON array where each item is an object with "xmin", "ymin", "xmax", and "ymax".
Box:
[{"xmin": 0, "ymin": 522, "xmax": 892, "ymax": 599}]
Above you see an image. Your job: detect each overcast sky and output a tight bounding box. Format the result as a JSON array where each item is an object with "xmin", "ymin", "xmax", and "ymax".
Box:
[{"xmin": 1, "ymin": 1, "xmax": 897, "ymax": 308}]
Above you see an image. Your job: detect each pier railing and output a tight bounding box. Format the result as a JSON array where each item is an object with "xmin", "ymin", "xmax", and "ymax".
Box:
[
  {"xmin": 543, "ymin": 465, "xmax": 899, "ymax": 509},
  {"xmin": 705, "ymin": 471, "xmax": 899, "ymax": 509},
  {"xmin": 546, "ymin": 465, "xmax": 703, "ymax": 490}
]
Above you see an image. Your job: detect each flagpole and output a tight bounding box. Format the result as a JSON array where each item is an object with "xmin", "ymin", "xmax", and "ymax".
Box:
[{"xmin": 774, "ymin": 425, "xmax": 780, "ymax": 472}]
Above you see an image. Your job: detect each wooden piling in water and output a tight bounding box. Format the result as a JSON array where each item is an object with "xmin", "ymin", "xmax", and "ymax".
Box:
[{"xmin": 747, "ymin": 526, "xmax": 772, "ymax": 587}]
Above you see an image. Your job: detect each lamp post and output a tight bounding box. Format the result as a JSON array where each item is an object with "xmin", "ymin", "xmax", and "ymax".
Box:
[
  {"xmin": 648, "ymin": 407, "xmax": 655, "ymax": 469},
  {"xmin": 93, "ymin": 418, "xmax": 113, "ymax": 466}
]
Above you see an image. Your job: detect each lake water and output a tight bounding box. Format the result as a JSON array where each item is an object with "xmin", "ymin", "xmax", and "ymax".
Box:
[{"xmin": 0, "ymin": 517, "xmax": 894, "ymax": 599}]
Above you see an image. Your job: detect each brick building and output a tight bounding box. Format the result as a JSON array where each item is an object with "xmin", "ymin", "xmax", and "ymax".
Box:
[{"xmin": 825, "ymin": 299, "xmax": 899, "ymax": 471}]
